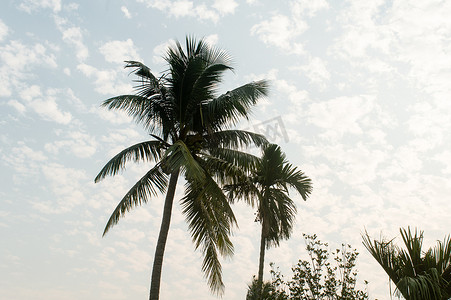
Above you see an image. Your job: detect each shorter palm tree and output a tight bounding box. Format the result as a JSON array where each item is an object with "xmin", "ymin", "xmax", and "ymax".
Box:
[
  {"xmin": 363, "ymin": 227, "xmax": 451, "ymax": 300},
  {"xmin": 246, "ymin": 276, "xmax": 287, "ymax": 300},
  {"xmin": 226, "ymin": 143, "xmax": 312, "ymax": 298}
]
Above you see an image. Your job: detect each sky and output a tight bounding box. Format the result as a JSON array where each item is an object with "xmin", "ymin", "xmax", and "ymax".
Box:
[{"xmin": 1, "ymin": 0, "xmax": 451, "ymax": 299}]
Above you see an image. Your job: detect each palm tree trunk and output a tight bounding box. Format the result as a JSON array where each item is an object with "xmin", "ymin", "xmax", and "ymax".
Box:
[
  {"xmin": 149, "ymin": 169, "xmax": 180, "ymax": 300},
  {"xmin": 256, "ymin": 223, "xmax": 266, "ymax": 300}
]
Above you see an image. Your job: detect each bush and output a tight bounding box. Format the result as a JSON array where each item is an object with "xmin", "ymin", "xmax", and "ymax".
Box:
[{"xmin": 268, "ymin": 234, "xmax": 369, "ymax": 300}]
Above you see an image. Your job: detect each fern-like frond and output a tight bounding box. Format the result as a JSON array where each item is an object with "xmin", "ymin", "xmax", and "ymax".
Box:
[
  {"xmin": 95, "ymin": 140, "xmax": 165, "ymax": 183},
  {"xmin": 163, "ymin": 140, "xmax": 205, "ymax": 182},
  {"xmin": 102, "ymin": 94, "xmax": 172, "ymax": 134},
  {"xmin": 208, "ymin": 147, "xmax": 260, "ymax": 173},
  {"xmin": 206, "ymin": 80, "xmax": 269, "ymax": 128},
  {"xmin": 181, "ymin": 175, "xmax": 236, "ymax": 294},
  {"xmin": 206, "ymin": 129, "xmax": 268, "ymax": 149},
  {"xmin": 103, "ymin": 164, "xmax": 168, "ymax": 236}
]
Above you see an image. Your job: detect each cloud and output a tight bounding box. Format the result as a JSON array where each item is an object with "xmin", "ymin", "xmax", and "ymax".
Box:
[
  {"xmin": 61, "ymin": 27, "xmax": 88, "ymax": 61},
  {"xmin": 152, "ymin": 40, "xmax": 175, "ymax": 64},
  {"xmin": 19, "ymin": 85, "xmax": 72, "ymax": 124},
  {"xmin": 100, "ymin": 128, "xmax": 142, "ymax": 145},
  {"xmin": 7, "ymin": 100, "xmax": 26, "ymax": 114},
  {"xmin": 93, "ymin": 105, "xmax": 134, "ymax": 126},
  {"xmin": 290, "ymin": 0, "xmax": 329, "ymax": 17},
  {"xmin": 251, "ymin": 14, "xmax": 306, "ymax": 51},
  {"xmin": 251, "ymin": 0, "xmax": 328, "ymax": 53},
  {"xmin": 212, "ymin": 0, "xmax": 238, "ymax": 15},
  {"xmin": 32, "ymin": 163, "xmax": 88, "ymax": 214},
  {"xmin": 433, "ymin": 151, "xmax": 451, "ymax": 174},
  {"xmin": 1, "ymin": 142, "xmax": 47, "ymax": 177},
  {"xmin": 0, "ymin": 19, "xmax": 8, "ymax": 42},
  {"xmin": 0, "ymin": 40, "xmax": 57, "ymax": 96},
  {"xmin": 0, "ymin": 41, "xmax": 57, "ymax": 71},
  {"xmin": 204, "ymin": 34, "xmax": 218, "ymax": 46},
  {"xmin": 54, "ymin": 16, "xmax": 89, "ymax": 61},
  {"xmin": 77, "ymin": 63, "xmax": 132, "ymax": 95},
  {"xmin": 306, "ymin": 142, "xmax": 388, "ymax": 186},
  {"xmin": 169, "ymin": 0, "xmax": 194, "ymax": 17},
  {"xmin": 121, "ymin": 6, "xmax": 132, "ymax": 18},
  {"xmin": 44, "ymin": 130, "xmax": 97, "ymax": 158},
  {"xmin": 99, "ymin": 39, "xmax": 141, "ymax": 64},
  {"xmin": 138, "ymin": 0, "xmax": 237, "ymax": 22},
  {"xmin": 18, "ymin": 0, "xmax": 61, "ymax": 13},
  {"xmin": 293, "ymin": 56, "xmax": 330, "ymax": 88},
  {"xmin": 306, "ymin": 95, "xmax": 375, "ymax": 140}
]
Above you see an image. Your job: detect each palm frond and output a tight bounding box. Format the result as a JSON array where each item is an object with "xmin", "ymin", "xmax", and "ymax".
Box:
[
  {"xmin": 206, "ymin": 129, "xmax": 268, "ymax": 149},
  {"xmin": 182, "ymin": 176, "xmax": 237, "ymax": 252},
  {"xmin": 163, "ymin": 140, "xmax": 205, "ymax": 182},
  {"xmin": 263, "ymin": 189, "xmax": 296, "ymax": 247},
  {"xmin": 181, "ymin": 175, "xmax": 236, "ymax": 294},
  {"xmin": 362, "ymin": 231, "xmax": 399, "ymax": 284},
  {"xmin": 102, "ymin": 94, "xmax": 172, "ymax": 135},
  {"xmin": 208, "ymin": 147, "xmax": 261, "ymax": 173},
  {"xmin": 173, "ymin": 53, "xmax": 210, "ymax": 123},
  {"xmin": 202, "ymin": 240, "xmax": 225, "ymax": 295},
  {"xmin": 224, "ymin": 179, "xmax": 261, "ymax": 206},
  {"xmin": 207, "ymin": 80, "xmax": 269, "ymax": 128},
  {"xmin": 124, "ymin": 60, "xmax": 161, "ymax": 84},
  {"xmin": 280, "ymin": 164, "xmax": 313, "ymax": 201},
  {"xmin": 95, "ymin": 140, "xmax": 165, "ymax": 183},
  {"xmin": 187, "ymin": 63, "xmax": 233, "ymax": 130},
  {"xmin": 103, "ymin": 164, "xmax": 168, "ymax": 236},
  {"xmin": 198, "ymin": 153, "xmax": 248, "ymax": 186}
]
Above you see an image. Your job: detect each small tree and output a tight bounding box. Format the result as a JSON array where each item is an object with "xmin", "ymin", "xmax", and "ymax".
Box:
[{"xmin": 268, "ymin": 234, "xmax": 368, "ymax": 300}]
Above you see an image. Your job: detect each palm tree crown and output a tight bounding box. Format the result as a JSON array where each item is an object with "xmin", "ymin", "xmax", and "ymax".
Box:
[{"xmin": 95, "ymin": 36, "xmax": 269, "ymax": 299}]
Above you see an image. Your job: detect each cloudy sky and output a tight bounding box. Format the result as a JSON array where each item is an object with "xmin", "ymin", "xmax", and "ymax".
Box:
[{"xmin": 2, "ymin": 0, "xmax": 451, "ymax": 299}]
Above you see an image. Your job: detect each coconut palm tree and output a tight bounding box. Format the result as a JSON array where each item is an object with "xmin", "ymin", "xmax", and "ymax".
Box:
[
  {"xmin": 362, "ymin": 227, "xmax": 451, "ymax": 300},
  {"xmin": 226, "ymin": 143, "xmax": 312, "ymax": 298},
  {"xmin": 94, "ymin": 36, "xmax": 269, "ymax": 300}
]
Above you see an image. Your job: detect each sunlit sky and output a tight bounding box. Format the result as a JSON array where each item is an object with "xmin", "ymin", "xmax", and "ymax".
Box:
[{"xmin": 2, "ymin": 0, "xmax": 451, "ymax": 299}]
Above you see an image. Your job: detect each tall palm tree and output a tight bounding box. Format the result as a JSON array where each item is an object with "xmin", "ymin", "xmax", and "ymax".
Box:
[
  {"xmin": 94, "ymin": 37, "xmax": 269, "ymax": 300},
  {"xmin": 363, "ymin": 227, "xmax": 451, "ymax": 300},
  {"xmin": 226, "ymin": 144, "xmax": 312, "ymax": 298}
]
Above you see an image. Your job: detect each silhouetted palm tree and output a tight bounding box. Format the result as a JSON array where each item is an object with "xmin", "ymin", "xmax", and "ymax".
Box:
[
  {"xmin": 95, "ymin": 36, "xmax": 269, "ymax": 300},
  {"xmin": 363, "ymin": 227, "xmax": 451, "ymax": 300},
  {"xmin": 226, "ymin": 144, "xmax": 312, "ymax": 298}
]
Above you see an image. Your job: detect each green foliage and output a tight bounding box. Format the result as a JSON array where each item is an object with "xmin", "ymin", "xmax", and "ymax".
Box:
[
  {"xmin": 363, "ymin": 227, "xmax": 451, "ymax": 300},
  {"xmin": 269, "ymin": 234, "xmax": 369, "ymax": 300}
]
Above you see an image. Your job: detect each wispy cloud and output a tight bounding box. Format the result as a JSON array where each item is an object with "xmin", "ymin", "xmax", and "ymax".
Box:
[{"xmin": 18, "ymin": 0, "xmax": 62, "ymax": 13}]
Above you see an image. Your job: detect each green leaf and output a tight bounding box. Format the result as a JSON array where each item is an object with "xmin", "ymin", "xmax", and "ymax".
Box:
[
  {"xmin": 102, "ymin": 164, "xmax": 168, "ymax": 236},
  {"xmin": 163, "ymin": 140, "xmax": 205, "ymax": 182},
  {"xmin": 95, "ymin": 140, "xmax": 165, "ymax": 183}
]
